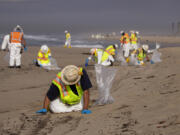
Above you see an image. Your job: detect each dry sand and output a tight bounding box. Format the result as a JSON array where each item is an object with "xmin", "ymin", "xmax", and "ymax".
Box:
[{"xmin": 0, "ymin": 46, "xmax": 180, "ymax": 135}]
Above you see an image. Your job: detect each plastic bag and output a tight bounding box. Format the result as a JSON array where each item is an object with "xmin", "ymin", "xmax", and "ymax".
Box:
[
  {"xmin": 43, "ymin": 58, "xmax": 61, "ymax": 70},
  {"xmin": 116, "ymin": 48, "xmax": 127, "ymax": 66},
  {"xmin": 129, "ymin": 54, "xmax": 138, "ymax": 66},
  {"xmin": 151, "ymin": 50, "xmax": 162, "ymax": 63},
  {"xmin": 94, "ymin": 64, "xmax": 117, "ymax": 105}
]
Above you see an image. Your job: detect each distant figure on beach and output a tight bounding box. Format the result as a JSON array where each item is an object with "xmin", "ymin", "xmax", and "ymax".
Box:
[
  {"xmin": 64, "ymin": 30, "xmax": 71, "ymax": 48},
  {"xmin": 85, "ymin": 48, "xmax": 103, "ymax": 67},
  {"xmin": 101, "ymin": 44, "xmax": 118, "ymax": 66},
  {"xmin": 35, "ymin": 45, "xmax": 52, "ymax": 67},
  {"xmin": 36, "ymin": 65, "xmax": 92, "ymax": 114},
  {"xmin": 9, "ymin": 25, "xmax": 26, "ymax": 68},
  {"xmin": 130, "ymin": 30, "xmax": 138, "ymax": 50},
  {"xmin": 1, "ymin": 34, "xmax": 10, "ymax": 51},
  {"xmin": 120, "ymin": 32, "xmax": 131, "ymax": 60}
]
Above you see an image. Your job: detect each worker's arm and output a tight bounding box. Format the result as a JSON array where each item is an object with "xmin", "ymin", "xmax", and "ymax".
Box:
[
  {"xmin": 22, "ymin": 36, "xmax": 26, "ymax": 48},
  {"xmin": 36, "ymin": 95, "xmax": 50, "ymax": 114},
  {"xmin": 83, "ymin": 90, "xmax": 90, "ymax": 110}
]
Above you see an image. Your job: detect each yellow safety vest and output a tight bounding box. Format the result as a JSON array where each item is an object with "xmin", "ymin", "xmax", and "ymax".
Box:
[
  {"xmin": 105, "ymin": 45, "xmax": 115, "ymax": 56},
  {"xmin": 37, "ymin": 49, "xmax": 51, "ymax": 64},
  {"xmin": 130, "ymin": 33, "xmax": 137, "ymax": 44},
  {"xmin": 137, "ymin": 48, "xmax": 146, "ymax": 61},
  {"xmin": 52, "ymin": 68, "xmax": 83, "ymax": 105},
  {"xmin": 66, "ymin": 33, "xmax": 71, "ymax": 40}
]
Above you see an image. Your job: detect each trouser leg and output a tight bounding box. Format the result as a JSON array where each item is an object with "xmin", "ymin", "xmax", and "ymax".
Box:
[
  {"xmin": 15, "ymin": 47, "xmax": 21, "ymax": 66},
  {"xmin": 9, "ymin": 45, "xmax": 15, "ymax": 67}
]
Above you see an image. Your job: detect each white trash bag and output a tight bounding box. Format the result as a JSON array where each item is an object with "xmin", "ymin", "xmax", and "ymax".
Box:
[
  {"xmin": 43, "ymin": 58, "xmax": 61, "ymax": 70},
  {"xmin": 116, "ymin": 48, "xmax": 127, "ymax": 66},
  {"xmin": 94, "ymin": 64, "xmax": 117, "ymax": 105},
  {"xmin": 151, "ymin": 49, "xmax": 162, "ymax": 63},
  {"xmin": 129, "ymin": 54, "xmax": 138, "ymax": 66}
]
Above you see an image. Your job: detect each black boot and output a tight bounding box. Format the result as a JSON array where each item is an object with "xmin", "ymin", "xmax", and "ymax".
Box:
[
  {"xmin": 16, "ymin": 66, "xmax": 21, "ymax": 68},
  {"xmin": 9, "ymin": 66, "xmax": 15, "ymax": 68}
]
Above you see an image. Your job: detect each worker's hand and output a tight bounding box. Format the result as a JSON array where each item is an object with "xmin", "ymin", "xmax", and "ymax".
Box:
[
  {"xmin": 36, "ymin": 108, "xmax": 47, "ymax": 114},
  {"xmin": 85, "ymin": 58, "xmax": 89, "ymax": 67},
  {"xmin": 24, "ymin": 47, "xmax": 27, "ymax": 52},
  {"xmin": 48, "ymin": 56, "xmax": 52, "ymax": 59},
  {"xmin": 81, "ymin": 109, "xmax": 92, "ymax": 114}
]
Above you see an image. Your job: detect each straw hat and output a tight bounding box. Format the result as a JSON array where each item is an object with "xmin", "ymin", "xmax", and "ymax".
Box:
[{"xmin": 61, "ymin": 65, "xmax": 81, "ymax": 85}]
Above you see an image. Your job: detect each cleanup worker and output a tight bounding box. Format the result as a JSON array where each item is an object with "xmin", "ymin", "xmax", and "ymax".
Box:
[
  {"xmin": 132, "ymin": 44, "xmax": 149, "ymax": 65},
  {"xmin": 36, "ymin": 65, "xmax": 92, "ymax": 114},
  {"xmin": 101, "ymin": 44, "xmax": 118, "ymax": 66},
  {"xmin": 121, "ymin": 33, "xmax": 131, "ymax": 61},
  {"xmin": 85, "ymin": 48, "xmax": 103, "ymax": 67},
  {"xmin": 9, "ymin": 25, "xmax": 26, "ymax": 68},
  {"xmin": 36, "ymin": 45, "xmax": 51, "ymax": 67},
  {"xmin": 130, "ymin": 31, "xmax": 138, "ymax": 50},
  {"xmin": 64, "ymin": 30, "xmax": 71, "ymax": 48},
  {"xmin": 1, "ymin": 34, "xmax": 10, "ymax": 51}
]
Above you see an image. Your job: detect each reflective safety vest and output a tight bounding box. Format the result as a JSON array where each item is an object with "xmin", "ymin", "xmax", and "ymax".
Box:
[
  {"xmin": 66, "ymin": 33, "xmax": 71, "ymax": 40},
  {"xmin": 105, "ymin": 45, "xmax": 115, "ymax": 56},
  {"xmin": 130, "ymin": 33, "xmax": 137, "ymax": 44},
  {"xmin": 101, "ymin": 51, "xmax": 110, "ymax": 62},
  {"xmin": 137, "ymin": 48, "xmax": 146, "ymax": 61},
  {"xmin": 52, "ymin": 68, "xmax": 83, "ymax": 105},
  {"xmin": 120, "ymin": 34, "xmax": 130, "ymax": 44},
  {"xmin": 93, "ymin": 49, "xmax": 103, "ymax": 62},
  {"xmin": 10, "ymin": 32, "xmax": 23, "ymax": 43},
  {"xmin": 37, "ymin": 49, "xmax": 51, "ymax": 64}
]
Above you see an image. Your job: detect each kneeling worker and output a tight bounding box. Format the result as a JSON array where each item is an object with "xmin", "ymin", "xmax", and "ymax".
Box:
[
  {"xmin": 36, "ymin": 45, "xmax": 51, "ymax": 67},
  {"xmin": 37, "ymin": 65, "xmax": 92, "ymax": 114},
  {"xmin": 85, "ymin": 48, "xmax": 103, "ymax": 66},
  {"xmin": 101, "ymin": 44, "xmax": 118, "ymax": 66}
]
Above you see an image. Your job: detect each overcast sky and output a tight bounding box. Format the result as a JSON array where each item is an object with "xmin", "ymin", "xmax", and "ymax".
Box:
[{"xmin": 0, "ymin": 0, "xmax": 180, "ymax": 35}]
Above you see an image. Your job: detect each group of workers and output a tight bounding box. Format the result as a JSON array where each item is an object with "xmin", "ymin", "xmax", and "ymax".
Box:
[
  {"xmin": 1, "ymin": 26, "xmax": 71, "ymax": 68},
  {"xmin": 0, "ymin": 26, "xmax": 157, "ymax": 115},
  {"xmin": 87, "ymin": 30, "xmax": 151, "ymax": 66}
]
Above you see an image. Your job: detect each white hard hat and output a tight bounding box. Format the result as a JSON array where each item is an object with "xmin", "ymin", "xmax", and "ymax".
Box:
[
  {"xmin": 64, "ymin": 30, "xmax": 68, "ymax": 33},
  {"xmin": 114, "ymin": 44, "xmax": 118, "ymax": 49},
  {"xmin": 142, "ymin": 44, "xmax": 149, "ymax": 51},
  {"xmin": 41, "ymin": 45, "xmax": 49, "ymax": 53},
  {"xmin": 90, "ymin": 48, "xmax": 96, "ymax": 54},
  {"xmin": 120, "ymin": 31, "xmax": 124, "ymax": 34},
  {"xmin": 135, "ymin": 31, "xmax": 139, "ymax": 35},
  {"xmin": 13, "ymin": 25, "xmax": 23, "ymax": 32}
]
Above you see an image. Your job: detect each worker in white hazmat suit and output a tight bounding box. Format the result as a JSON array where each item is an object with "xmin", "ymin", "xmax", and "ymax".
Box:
[
  {"xmin": 9, "ymin": 25, "xmax": 26, "ymax": 68},
  {"xmin": 1, "ymin": 34, "xmax": 10, "ymax": 51}
]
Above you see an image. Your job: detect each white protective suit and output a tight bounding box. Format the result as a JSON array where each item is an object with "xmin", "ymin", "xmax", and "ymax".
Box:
[
  {"xmin": 50, "ymin": 97, "xmax": 83, "ymax": 113},
  {"xmin": 101, "ymin": 55, "xmax": 115, "ymax": 66},
  {"xmin": 1, "ymin": 34, "xmax": 10, "ymax": 50},
  {"xmin": 9, "ymin": 43, "xmax": 22, "ymax": 67},
  {"xmin": 123, "ymin": 43, "xmax": 131, "ymax": 58}
]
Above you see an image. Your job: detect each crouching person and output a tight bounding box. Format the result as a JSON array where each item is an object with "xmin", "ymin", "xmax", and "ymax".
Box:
[
  {"xmin": 36, "ymin": 65, "xmax": 92, "ymax": 114},
  {"xmin": 36, "ymin": 45, "xmax": 51, "ymax": 67}
]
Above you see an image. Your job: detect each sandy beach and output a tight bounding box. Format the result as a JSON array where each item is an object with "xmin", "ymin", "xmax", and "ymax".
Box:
[{"xmin": 0, "ymin": 46, "xmax": 180, "ymax": 135}]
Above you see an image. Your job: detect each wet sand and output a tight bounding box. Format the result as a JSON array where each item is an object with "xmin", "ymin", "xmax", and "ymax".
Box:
[{"xmin": 0, "ymin": 46, "xmax": 180, "ymax": 135}]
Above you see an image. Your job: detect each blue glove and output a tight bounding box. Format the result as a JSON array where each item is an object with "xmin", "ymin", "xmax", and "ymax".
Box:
[
  {"xmin": 36, "ymin": 108, "xmax": 47, "ymax": 114},
  {"xmin": 48, "ymin": 56, "xmax": 52, "ymax": 59},
  {"xmin": 39, "ymin": 64, "xmax": 43, "ymax": 67},
  {"xmin": 24, "ymin": 47, "xmax": 27, "ymax": 51},
  {"xmin": 85, "ymin": 58, "xmax": 89, "ymax": 67},
  {"xmin": 81, "ymin": 109, "xmax": 92, "ymax": 114},
  {"xmin": 150, "ymin": 60, "xmax": 154, "ymax": 64}
]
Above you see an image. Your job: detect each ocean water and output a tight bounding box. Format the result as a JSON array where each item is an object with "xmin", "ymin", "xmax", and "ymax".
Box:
[{"xmin": 0, "ymin": 33, "xmax": 179, "ymax": 49}]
